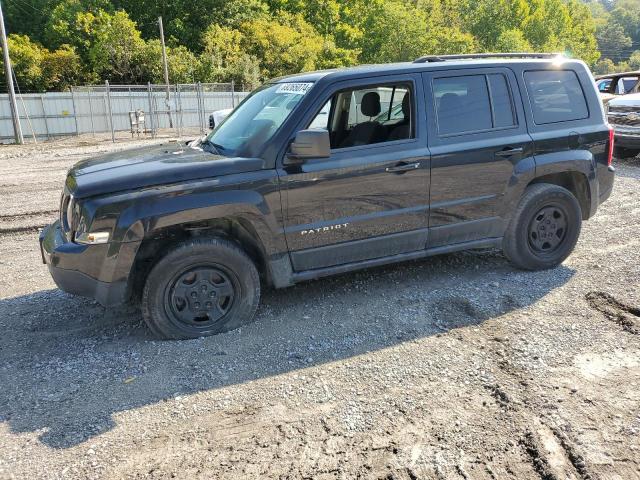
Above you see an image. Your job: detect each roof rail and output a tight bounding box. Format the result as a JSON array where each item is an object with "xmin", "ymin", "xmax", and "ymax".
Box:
[{"xmin": 413, "ymin": 52, "xmax": 564, "ymax": 63}]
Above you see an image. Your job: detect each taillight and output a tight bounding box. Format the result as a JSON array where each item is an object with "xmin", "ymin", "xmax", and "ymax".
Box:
[{"xmin": 607, "ymin": 125, "xmax": 614, "ymax": 166}]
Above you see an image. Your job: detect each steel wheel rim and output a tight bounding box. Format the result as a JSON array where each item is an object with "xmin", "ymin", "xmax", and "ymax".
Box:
[
  {"xmin": 527, "ymin": 204, "xmax": 568, "ymax": 255},
  {"xmin": 164, "ymin": 265, "xmax": 236, "ymax": 329}
]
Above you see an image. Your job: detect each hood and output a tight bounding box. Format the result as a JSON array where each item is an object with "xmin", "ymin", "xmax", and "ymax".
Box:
[
  {"xmin": 609, "ymin": 92, "xmax": 640, "ymax": 108},
  {"xmin": 66, "ymin": 143, "xmax": 265, "ymax": 198},
  {"xmin": 600, "ymin": 92, "xmax": 615, "ymax": 104}
]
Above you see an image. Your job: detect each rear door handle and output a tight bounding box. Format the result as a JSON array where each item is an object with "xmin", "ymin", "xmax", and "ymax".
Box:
[
  {"xmin": 495, "ymin": 147, "xmax": 524, "ymax": 157},
  {"xmin": 386, "ymin": 162, "xmax": 421, "ymax": 173}
]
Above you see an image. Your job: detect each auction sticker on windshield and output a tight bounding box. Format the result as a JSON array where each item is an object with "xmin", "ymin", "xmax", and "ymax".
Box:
[{"xmin": 276, "ymin": 83, "xmax": 313, "ymax": 95}]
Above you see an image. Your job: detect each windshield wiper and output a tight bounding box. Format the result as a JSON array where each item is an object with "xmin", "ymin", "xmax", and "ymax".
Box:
[{"xmin": 200, "ymin": 137, "xmax": 226, "ymax": 156}]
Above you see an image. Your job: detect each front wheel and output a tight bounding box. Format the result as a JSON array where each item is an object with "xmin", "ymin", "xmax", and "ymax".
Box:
[
  {"xmin": 142, "ymin": 238, "xmax": 260, "ymax": 339},
  {"xmin": 503, "ymin": 183, "xmax": 582, "ymax": 270}
]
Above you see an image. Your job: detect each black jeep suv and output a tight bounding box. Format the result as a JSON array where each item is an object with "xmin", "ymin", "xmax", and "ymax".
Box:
[{"xmin": 40, "ymin": 53, "xmax": 615, "ymax": 339}]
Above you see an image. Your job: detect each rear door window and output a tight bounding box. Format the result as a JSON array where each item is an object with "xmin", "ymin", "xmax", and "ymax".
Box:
[
  {"xmin": 524, "ymin": 70, "xmax": 589, "ymax": 124},
  {"xmin": 433, "ymin": 74, "xmax": 516, "ymax": 136},
  {"xmin": 487, "ymin": 74, "xmax": 516, "ymax": 128}
]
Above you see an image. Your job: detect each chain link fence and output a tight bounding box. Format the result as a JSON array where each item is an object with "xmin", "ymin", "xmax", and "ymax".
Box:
[{"xmin": 0, "ymin": 82, "xmax": 248, "ymax": 144}]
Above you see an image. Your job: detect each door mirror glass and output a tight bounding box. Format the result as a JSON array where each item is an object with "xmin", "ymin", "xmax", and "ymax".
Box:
[{"xmin": 286, "ymin": 129, "xmax": 330, "ymax": 164}]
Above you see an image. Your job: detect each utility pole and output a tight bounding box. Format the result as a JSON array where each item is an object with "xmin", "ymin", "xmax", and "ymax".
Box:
[
  {"xmin": 158, "ymin": 16, "xmax": 173, "ymax": 128},
  {"xmin": 0, "ymin": 0, "xmax": 23, "ymax": 144}
]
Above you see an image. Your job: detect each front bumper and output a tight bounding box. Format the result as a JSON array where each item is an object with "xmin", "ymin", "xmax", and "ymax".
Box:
[
  {"xmin": 614, "ymin": 132, "xmax": 640, "ymax": 150},
  {"xmin": 39, "ymin": 221, "xmax": 134, "ymax": 306}
]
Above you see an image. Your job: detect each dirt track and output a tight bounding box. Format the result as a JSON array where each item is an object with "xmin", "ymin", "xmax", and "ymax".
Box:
[{"xmin": 0, "ymin": 137, "xmax": 639, "ymax": 479}]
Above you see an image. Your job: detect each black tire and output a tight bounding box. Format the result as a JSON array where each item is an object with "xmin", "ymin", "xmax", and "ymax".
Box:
[
  {"xmin": 503, "ymin": 183, "xmax": 582, "ymax": 271},
  {"xmin": 614, "ymin": 147, "xmax": 640, "ymax": 159},
  {"xmin": 141, "ymin": 237, "xmax": 260, "ymax": 340}
]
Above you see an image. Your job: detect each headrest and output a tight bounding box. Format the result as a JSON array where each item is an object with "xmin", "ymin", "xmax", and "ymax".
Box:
[
  {"xmin": 401, "ymin": 92, "xmax": 410, "ymax": 118},
  {"xmin": 361, "ymin": 92, "xmax": 381, "ymax": 117},
  {"xmin": 439, "ymin": 93, "xmax": 461, "ymax": 110}
]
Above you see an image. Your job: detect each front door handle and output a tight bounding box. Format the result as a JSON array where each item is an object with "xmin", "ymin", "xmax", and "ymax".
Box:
[
  {"xmin": 495, "ymin": 147, "xmax": 524, "ymax": 157},
  {"xmin": 386, "ymin": 162, "xmax": 421, "ymax": 173}
]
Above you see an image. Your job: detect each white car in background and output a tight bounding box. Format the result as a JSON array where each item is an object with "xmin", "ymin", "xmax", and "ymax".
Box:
[
  {"xmin": 595, "ymin": 71, "xmax": 640, "ymax": 107},
  {"xmin": 209, "ymin": 108, "xmax": 233, "ymax": 130}
]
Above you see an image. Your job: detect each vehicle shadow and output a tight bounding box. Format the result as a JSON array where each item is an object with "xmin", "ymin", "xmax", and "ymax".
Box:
[
  {"xmin": 0, "ymin": 249, "xmax": 575, "ymax": 449},
  {"xmin": 613, "ymin": 155, "xmax": 640, "ymax": 179}
]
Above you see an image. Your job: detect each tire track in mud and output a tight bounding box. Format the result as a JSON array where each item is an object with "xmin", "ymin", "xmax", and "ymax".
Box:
[
  {"xmin": 480, "ymin": 333, "xmax": 596, "ymax": 480},
  {"xmin": 0, "ymin": 210, "xmax": 57, "ymax": 221},
  {"xmin": 585, "ymin": 291, "xmax": 640, "ymax": 334},
  {"xmin": 424, "ymin": 296, "xmax": 594, "ymax": 479},
  {"xmin": 0, "ymin": 210, "xmax": 57, "ymax": 237}
]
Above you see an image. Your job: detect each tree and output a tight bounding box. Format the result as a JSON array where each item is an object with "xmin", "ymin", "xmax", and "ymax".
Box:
[
  {"xmin": 0, "ymin": 34, "xmax": 84, "ymax": 91},
  {"xmin": 593, "ymin": 58, "xmax": 615, "ymax": 75},
  {"xmin": 238, "ymin": 13, "xmax": 341, "ymax": 79},
  {"xmin": 629, "ymin": 50, "xmax": 640, "ymax": 70},
  {"xmin": 137, "ymin": 41, "xmax": 198, "ymax": 84},
  {"xmin": 110, "ymin": 0, "xmax": 268, "ymax": 51},
  {"xmin": 86, "ymin": 10, "xmax": 147, "ymax": 83},
  {"xmin": 4, "ymin": 34, "xmax": 46, "ymax": 92},
  {"xmin": 596, "ymin": 23, "xmax": 633, "ymax": 58},
  {"xmin": 44, "ymin": 0, "xmax": 112, "ymax": 51},
  {"xmin": 494, "ymin": 29, "xmax": 533, "ymax": 52},
  {"xmin": 41, "ymin": 45, "xmax": 85, "ymax": 90},
  {"xmin": 359, "ymin": 1, "xmax": 475, "ymax": 64},
  {"xmin": 467, "ymin": 0, "xmax": 531, "ymax": 50},
  {"xmin": 563, "ymin": 0, "xmax": 600, "ymax": 65},
  {"xmin": 3, "ymin": 0, "xmax": 53, "ymax": 44}
]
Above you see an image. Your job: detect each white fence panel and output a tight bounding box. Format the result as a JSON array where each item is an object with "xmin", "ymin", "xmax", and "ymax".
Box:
[{"xmin": 0, "ymin": 83, "xmax": 249, "ymax": 143}]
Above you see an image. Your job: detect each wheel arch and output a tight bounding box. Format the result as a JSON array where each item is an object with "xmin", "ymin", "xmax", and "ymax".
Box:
[
  {"xmin": 527, "ymin": 170, "xmax": 592, "ymax": 220},
  {"xmin": 127, "ymin": 216, "xmax": 279, "ymax": 303}
]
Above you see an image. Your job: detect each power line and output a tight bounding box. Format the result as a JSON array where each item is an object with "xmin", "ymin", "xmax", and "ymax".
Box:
[{"xmin": 12, "ymin": 0, "xmax": 45, "ymax": 15}]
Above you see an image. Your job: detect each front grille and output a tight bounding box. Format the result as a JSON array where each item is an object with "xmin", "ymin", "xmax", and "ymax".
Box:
[
  {"xmin": 608, "ymin": 107, "xmax": 640, "ymax": 127},
  {"xmin": 609, "ymin": 105, "xmax": 638, "ymax": 114}
]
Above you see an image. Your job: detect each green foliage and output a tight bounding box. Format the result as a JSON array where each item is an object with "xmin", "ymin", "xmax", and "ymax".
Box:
[
  {"xmin": 110, "ymin": 0, "xmax": 268, "ymax": 51},
  {"xmin": 630, "ymin": 50, "xmax": 640, "ymax": 70},
  {"xmin": 3, "ymin": 0, "xmax": 631, "ymax": 92},
  {"xmin": 593, "ymin": 58, "xmax": 615, "ymax": 75},
  {"xmin": 0, "ymin": 34, "xmax": 84, "ymax": 91},
  {"xmin": 494, "ymin": 29, "xmax": 534, "ymax": 52},
  {"xmin": 86, "ymin": 10, "xmax": 146, "ymax": 83},
  {"xmin": 596, "ymin": 22, "xmax": 633, "ymax": 53}
]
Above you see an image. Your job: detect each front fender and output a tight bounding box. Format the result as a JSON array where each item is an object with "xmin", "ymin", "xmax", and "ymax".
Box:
[
  {"xmin": 105, "ymin": 170, "xmax": 286, "ymax": 256},
  {"xmin": 80, "ymin": 169, "xmax": 288, "ymax": 290}
]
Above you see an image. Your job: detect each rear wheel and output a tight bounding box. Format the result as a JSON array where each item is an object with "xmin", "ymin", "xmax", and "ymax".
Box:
[
  {"xmin": 614, "ymin": 147, "xmax": 640, "ymax": 159},
  {"xmin": 503, "ymin": 183, "xmax": 582, "ymax": 270},
  {"xmin": 142, "ymin": 238, "xmax": 260, "ymax": 339}
]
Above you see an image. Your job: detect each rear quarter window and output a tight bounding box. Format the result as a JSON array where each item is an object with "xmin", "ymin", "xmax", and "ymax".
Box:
[{"xmin": 524, "ymin": 70, "xmax": 589, "ymax": 125}]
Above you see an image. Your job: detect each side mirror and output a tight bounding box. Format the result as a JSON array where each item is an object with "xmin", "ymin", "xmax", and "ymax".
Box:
[{"xmin": 285, "ymin": 129, "xmax": 330, "ymax": 165}]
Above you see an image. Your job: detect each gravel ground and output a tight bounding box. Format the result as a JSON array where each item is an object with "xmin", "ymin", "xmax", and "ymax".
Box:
[{"xmin": 0, "ymin": 138, "xmax": 639, "ymax": 480}]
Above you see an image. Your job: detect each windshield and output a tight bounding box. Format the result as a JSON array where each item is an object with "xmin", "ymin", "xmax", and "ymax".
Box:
[{"xmin": 205, "ymin": 82, "xmax": 313, "ymax": 157}]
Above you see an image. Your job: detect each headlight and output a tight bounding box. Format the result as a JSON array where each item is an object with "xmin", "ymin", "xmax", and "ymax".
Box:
[
  {"xmin": 66, "ymin": 195, "xmax": 76, "ymax": 231},
  {"xmin": 71, "ymin": 201, "xmax": 110, "ymax": 244}
]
